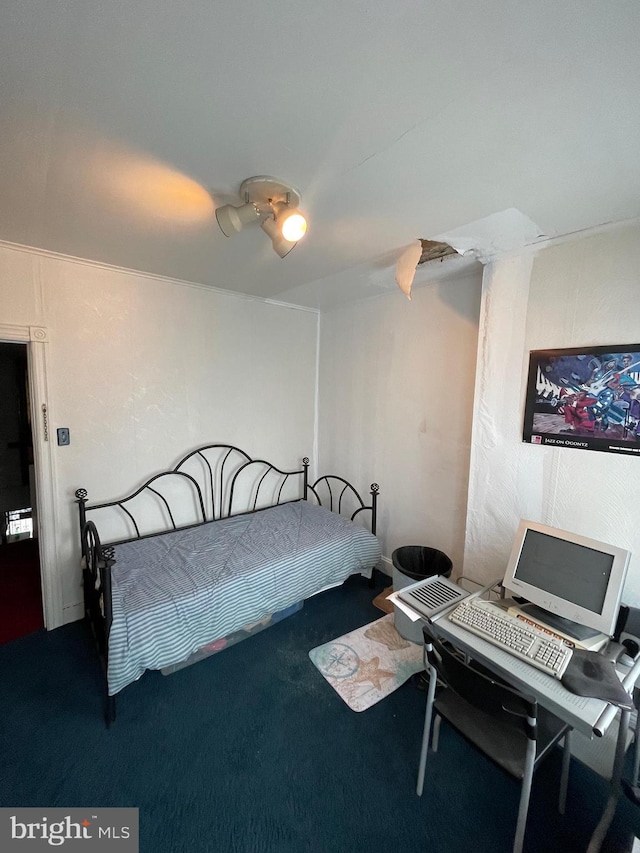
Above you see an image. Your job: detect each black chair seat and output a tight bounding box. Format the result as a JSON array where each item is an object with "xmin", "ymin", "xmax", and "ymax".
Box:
[{"xmin": 434, "ymin": 689, "xmax": 570, "ymax": 780}]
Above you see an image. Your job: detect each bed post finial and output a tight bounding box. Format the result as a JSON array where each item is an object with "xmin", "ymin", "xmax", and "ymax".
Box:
[
  {"xmin": 302, "ymin": 457, "xmax": 309, "ymax": 500},
  {"xmin": 101, "ymin": 545, "xmax": 116, "ymax": 634},
  {"xmin": 370, "ymin": 483, "xmax": 379, "ymax": 536},
  {"xmin": 75, "ymin": 489, "xmax": 88, "ymax": 555}
]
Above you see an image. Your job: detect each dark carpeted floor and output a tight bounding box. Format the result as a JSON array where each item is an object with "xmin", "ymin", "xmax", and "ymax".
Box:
[
  {"xmin": 1, "ymin": 574, "xmax": 640, "ymax": 852},
  {"xmin": 0, "ymin": 537, "xmax": 44, "ymax": 644}
]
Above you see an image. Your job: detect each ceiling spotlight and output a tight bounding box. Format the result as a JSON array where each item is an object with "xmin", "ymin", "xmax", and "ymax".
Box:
[
  {"xmin": 215, "ymin": 201, "xmax": 260, "ymax": 237},
  {"xmin": 261, "ymin": 215, "xmax": 297, "ymax": 258},
  {"xmin": 215, "ymin": 176, "xmax": 308, "ymax": 257},
  {"xmin": 270, "ymin": 201, "xmax": 307, "ymax": 243}
]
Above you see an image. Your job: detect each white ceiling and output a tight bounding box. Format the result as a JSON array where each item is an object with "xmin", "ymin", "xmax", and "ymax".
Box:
[{"xmin": 1, "ymin": 1, "xmax": 639, "ymax": 309}]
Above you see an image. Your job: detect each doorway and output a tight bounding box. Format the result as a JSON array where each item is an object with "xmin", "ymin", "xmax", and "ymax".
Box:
[{"xmin": 0, "ymin": 341, "xmax": 43, "ymax": 643}]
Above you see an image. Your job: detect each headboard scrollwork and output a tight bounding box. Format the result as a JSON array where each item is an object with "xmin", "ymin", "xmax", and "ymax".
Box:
[
  {"xmin": 75, "ymin": 445, "xmax": 308, "ymax": 547},
  {"xmin": 75, "ymin": 447, "xmax": 378, "ymax": 570},
  {"xmin": 306, "ymin": 476, "xmax": 378, "ymax": 535}
]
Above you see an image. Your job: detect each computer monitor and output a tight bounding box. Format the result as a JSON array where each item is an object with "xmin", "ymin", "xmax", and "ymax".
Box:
[{"xmin": 502, "ymin": 520, "xmax": 631, "ymax": 638}]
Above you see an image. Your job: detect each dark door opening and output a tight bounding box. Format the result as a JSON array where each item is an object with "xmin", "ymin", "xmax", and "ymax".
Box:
[{"xmin": 0, "ymin": 341, "xmax": 43, "ymax": 643}]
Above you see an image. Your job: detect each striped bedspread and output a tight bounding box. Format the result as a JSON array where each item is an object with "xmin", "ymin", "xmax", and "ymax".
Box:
[{"xmin": 107, "ymin": 500, "xmax": 381, "ymax": 695}]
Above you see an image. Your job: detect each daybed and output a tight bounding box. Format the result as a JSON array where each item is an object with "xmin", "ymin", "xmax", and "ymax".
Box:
[{"xmin": 75, "ymin": 444, "xmax": 381, "ymax": 726}]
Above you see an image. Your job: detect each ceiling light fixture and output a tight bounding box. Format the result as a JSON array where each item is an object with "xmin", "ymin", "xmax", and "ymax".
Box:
[
  {"xmin": 215, "ymin": 176, "xmax": 308, "ymax": 257},
  {"xmin": 215, "ymin": 201, "xmax": 260, "ymax": 236},
  {"xmin": 260, "ymin": 215, "xmax": 297, "ymax": 258}
]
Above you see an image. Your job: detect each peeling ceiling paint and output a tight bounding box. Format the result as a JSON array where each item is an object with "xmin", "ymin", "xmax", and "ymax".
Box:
[{"xmin": 0, "ymin": 1, "xmax": 639, "ymax": 307}]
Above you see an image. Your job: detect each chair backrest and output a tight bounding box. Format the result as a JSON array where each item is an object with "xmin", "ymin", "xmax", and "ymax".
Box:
[
  {"xmin": 615, "ymin": 605, "xmax": 640, "ymax": 658},
  {"xmin": 423, "ymin": 623, "xmax": 538, "ymax": 740}
]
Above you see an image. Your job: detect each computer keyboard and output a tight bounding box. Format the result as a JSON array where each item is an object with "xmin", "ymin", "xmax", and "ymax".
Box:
[{"xmin": 448, "ymin": 597, "xmax": 573, "ymax": 678}]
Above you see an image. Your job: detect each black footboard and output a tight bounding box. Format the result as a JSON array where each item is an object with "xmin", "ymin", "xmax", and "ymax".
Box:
[
  {"xmin": 305, "ymin": 465, "xmax": 380, "ymax": 585},
  {"xmin": 305, "ymin": 469, "xmax": 379, "ymax": 535}
]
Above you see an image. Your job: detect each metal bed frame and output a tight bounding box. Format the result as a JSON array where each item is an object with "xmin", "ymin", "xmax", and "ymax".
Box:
[{"xmin": 75, "ymin": 444, "xmax": 379, "ymax": 726}]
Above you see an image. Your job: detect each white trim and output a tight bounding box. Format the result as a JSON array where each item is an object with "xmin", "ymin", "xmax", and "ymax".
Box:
[
  {"xmin": 0, "ymin": 324, "xmax": 30, "ymax": 342},
  {"xmin": 1, "ymin": 323, "xmax": 63, "ymax": 629},
  {"xmin": 483, "ymin": 215, "xmax": 640, "ymax": 264},
  {"xmin": 263, "ymin": 298, "xmax": 319, "ymax": 315},
  {"xmin": 312, "ymin": 311, "xmax": 321, "ymax": 477},
  {"xmin": 29, "ymin": 326, "xmax": 48, "ymax": 343},
  {"xmin": 63, "ymin": 601, "xmax": 84, "ymax": 625},
  {"xmin": 379, "ymin": 555, "xmax": 393, "ymax": 577},
  {"xmin": 0, "ymin": 238, "xmax": 320, "ymax": 314}
]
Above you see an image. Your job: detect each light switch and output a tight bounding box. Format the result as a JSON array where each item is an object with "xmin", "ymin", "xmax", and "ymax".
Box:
[{"xmin": 57, "ymin": 427, "xmax": 70, "ymax": 446}]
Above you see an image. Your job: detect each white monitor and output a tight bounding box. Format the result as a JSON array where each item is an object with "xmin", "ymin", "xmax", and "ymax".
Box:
[{"xmin": 502, "ymin": 520, "xmax": 631, "ymax": 637}]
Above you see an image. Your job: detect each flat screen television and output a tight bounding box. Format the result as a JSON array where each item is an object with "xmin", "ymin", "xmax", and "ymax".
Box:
[{"xmin": 502, "ymin": 520, "xmax": 631, "ymax": 638}]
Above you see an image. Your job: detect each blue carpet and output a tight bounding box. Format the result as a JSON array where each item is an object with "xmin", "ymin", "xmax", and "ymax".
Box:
[{"xmin": 1, "ymin": 575, "xmax": 640, "ymax": 852}]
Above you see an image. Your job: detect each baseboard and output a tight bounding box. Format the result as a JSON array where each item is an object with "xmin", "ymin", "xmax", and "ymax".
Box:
[
  {"xmin": 62, "ymin": 601, "xmax": 84, "ymax": 626},
  {"xmin": 378, "ymin": 556, "xmax": 392, "ymax": 579}
]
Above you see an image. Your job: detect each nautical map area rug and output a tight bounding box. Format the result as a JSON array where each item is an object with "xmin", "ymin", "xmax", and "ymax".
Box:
[{"xmin": 309, "ymin": 613, "xmax": 424, "ymax": 712}]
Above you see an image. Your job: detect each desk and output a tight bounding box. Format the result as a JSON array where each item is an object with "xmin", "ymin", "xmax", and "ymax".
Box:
[{"xmin": 393, "ymin": 585, "xmax": 640, "ymax": 853}]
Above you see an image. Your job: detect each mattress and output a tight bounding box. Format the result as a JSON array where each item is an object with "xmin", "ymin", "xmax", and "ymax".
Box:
[{"xmin": 107, "ymin": 500, "xmax": 381, "ymax": 694}]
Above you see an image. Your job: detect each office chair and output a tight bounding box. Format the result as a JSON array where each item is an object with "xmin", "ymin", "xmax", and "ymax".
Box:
[{"xmin": 416, "ymin": 623, "xmax": 572, "ymax": 853}]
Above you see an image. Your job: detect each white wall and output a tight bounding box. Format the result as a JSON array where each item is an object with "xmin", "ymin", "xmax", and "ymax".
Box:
[
  {"xmin": 464, "ymin": 222, "xmax": 640, "ymax": 604},
  {"xmin": 317, "ymin": 272, "xmax": 483, "ymax": 577},
  {"xmin": 0, "ymin": 243, "xmax": 318, "ymax": 624}
]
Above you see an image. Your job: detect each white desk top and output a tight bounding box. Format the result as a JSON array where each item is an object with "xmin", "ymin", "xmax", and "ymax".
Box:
[{"xmin": 391, "ymin": 585, "xmax": 640, "ymax": 738}]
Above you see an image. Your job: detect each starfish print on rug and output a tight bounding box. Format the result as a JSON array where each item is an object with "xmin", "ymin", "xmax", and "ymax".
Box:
[{"xmin": 352, "ymin": 656, "xmax": 395, "ymax": 690}]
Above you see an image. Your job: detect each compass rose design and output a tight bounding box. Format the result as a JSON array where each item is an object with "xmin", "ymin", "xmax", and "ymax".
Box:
[{"xmin": 312, "ymin": 642, "xmax": 359, "ymax": 679}]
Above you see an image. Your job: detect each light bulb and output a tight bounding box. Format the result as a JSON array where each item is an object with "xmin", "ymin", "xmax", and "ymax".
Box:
[
  {"xmin": 281, "ymin": 212, "xmax": 307, "ymax": 242},
  {"xmin": 271, "ymin": 201, "xmax": 307, "ymax": 243},
  {"xmin": 261, "ymin": 215, "xmax": 297, "ymax": 258}
]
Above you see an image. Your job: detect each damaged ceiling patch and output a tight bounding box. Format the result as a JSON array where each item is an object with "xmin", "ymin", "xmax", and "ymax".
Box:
[
  {"xmin": 395, "ymin": 238, "xmax": 459, "ymax": 299},
  {"xmin": 395, "ymin": 208, "xmax": 544, "ymax": 299},
  {"xmin": 417, "ymin": 239, "xmax": 458, "ymax": 265}
]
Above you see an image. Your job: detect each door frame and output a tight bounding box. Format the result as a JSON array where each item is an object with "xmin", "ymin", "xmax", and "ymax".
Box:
[{"xmin": 0, "ymin": 323, "xmax": 62, "ymax": 629}]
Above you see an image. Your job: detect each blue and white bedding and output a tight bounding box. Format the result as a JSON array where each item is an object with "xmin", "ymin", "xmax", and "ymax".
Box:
[{"xmin": 107, "ymin": 500, "xmax": 381, "ymax": 695}]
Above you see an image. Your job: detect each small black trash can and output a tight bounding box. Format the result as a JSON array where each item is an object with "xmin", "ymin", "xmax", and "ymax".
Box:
[{"xmin": 392, "ymin": 546, "xmax": 453, "ymax": 643}]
